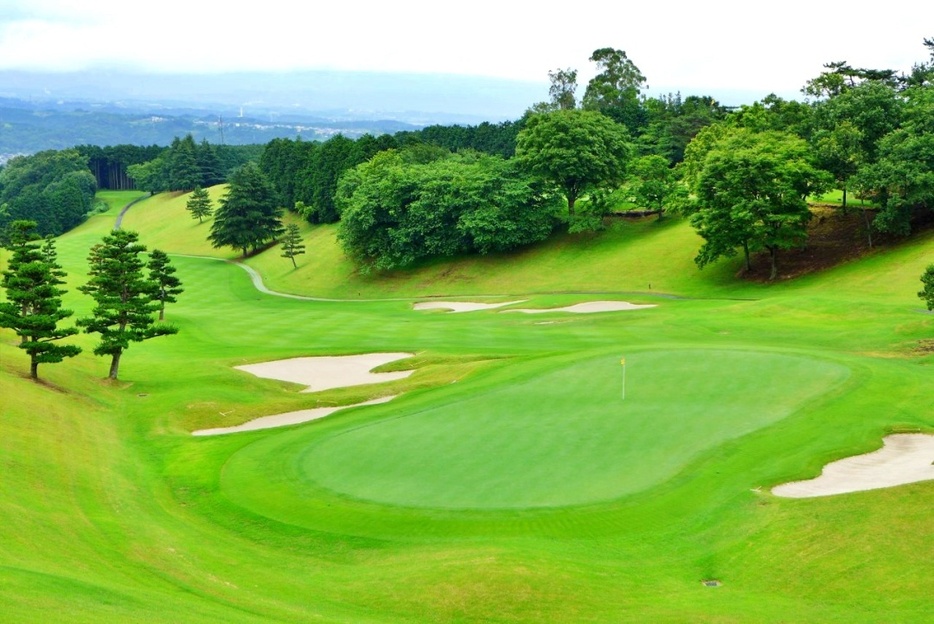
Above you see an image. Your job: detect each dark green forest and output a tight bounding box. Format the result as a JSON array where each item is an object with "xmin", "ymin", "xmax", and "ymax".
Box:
[{"xmin": 4, "ymin": 41, "xmax": 934, "ymax": 278}]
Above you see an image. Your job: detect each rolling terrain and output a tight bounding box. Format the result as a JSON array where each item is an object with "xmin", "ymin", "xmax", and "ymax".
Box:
[{"xmin": 0, "ymin": 190, "xmax": 932, "ymax": 623}]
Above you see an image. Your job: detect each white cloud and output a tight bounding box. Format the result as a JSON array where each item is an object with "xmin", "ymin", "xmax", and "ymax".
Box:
[{"xmin": 0, "ymin": 0, "xmax": 931, "ymax": 100}]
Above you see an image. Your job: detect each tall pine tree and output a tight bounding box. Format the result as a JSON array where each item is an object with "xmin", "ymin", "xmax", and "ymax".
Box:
[
  {"xmin": 208, "ymin": 163, "xmax": 283, "ymax": 257},
  {"xmin": 147, "ymin": 249, "xmax": 183, "ymax": 321},
  {"xmin": 0, "ymin": 221, "xmax": 82, "ymax": 379}
]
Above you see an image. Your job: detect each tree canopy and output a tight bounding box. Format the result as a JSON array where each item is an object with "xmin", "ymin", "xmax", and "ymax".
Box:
[
  {"xmin": 515, "ymin": 109, "xmax": 631, "ymax": 219},
  {"xmin": 77, "ymin": 230, "xmax": 178, "ymax": 380},
  {"xmin": 687, "ymin": 128, "xmax": 832, "ymax": 279},
  {"xmin": 337, "ymin": 149, "xmax": 560, "ymax": 272},
  {"xmin": 0, "ymin": 221, "xmax": 81, "ymax": 379},
  {"xmin": 0, "ymin": 149, "xmax": 97, "ymax": 236},
  {"xmin": 208, "ymin": 162, "xmax": 283, "ymax": 257}
]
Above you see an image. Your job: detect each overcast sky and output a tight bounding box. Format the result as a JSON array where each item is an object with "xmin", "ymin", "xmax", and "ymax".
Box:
[{"xmin": 1, "ymin": 0, "xmax": 932, "ymax": 104}]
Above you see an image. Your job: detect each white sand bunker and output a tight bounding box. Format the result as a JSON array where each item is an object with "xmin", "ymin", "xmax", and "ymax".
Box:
[
  {"xmin": 505, "ymin": 301, "xmax": 656, "ymax": 314},
  {"xmin": 413, "ymin": 300, "xmax": 525, "ymax": 313},
  {"xmin": 235, "ymin": 352, "xmax": 414, "ymax": 393},
  {"xmin": 193, "ymin": 396, "xmax": 395, "ymax": 436},
  {"xmin": 772, "ymin": 434, "xmax": 934, "ymax": 498}
]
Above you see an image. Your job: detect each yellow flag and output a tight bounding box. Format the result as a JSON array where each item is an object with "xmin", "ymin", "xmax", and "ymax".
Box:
[{"xmin": 620, "ymin": 357, "xmax": 626, "ymax": 366}]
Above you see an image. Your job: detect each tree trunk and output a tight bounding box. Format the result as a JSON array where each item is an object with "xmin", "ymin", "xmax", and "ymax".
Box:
[
  {"xmin": 290, "ymin": 255, "xmax": 297, "ymax": 269},
  {"xmin": 743, "ymin": 240, "xmax": 751, "ymax": 272},
  {"xmin": 769, "ymin": 247, "xmax": 778, "ymax": 280},
  {"xmin": 842, "ymin": 185, "xmax": 848, "ymax": 212},
  {"xmin": 30, "ymin": 358, "xmax": 39, "ymax": 380},
  {"xmin": 159, "ymin": 304, "xmax": 165, "ymax": 322},
  {"xmin": 108, "ymin": 350, "xmax": 123, "ymax": 380},
  {"xmin": 567, "ymin": 192, "xmax": 577, "ymax": 218},
  {"xmin": 862, "ymin": 208, "xmax": 873, "ymax": 249}
]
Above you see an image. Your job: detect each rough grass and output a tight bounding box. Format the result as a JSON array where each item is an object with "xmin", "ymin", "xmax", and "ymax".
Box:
[{"xmin": 0, "ymin": 190, "xmax": 932, "ymax": 622}]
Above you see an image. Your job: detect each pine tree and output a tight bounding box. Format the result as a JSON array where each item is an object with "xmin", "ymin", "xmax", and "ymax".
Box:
[
  {"xmin": 78, "ymin": 230, "xmax": 177, "ymax": 380},
  {"xmin": 147, "ymin": 249, "xmax": 183, "ymax": 321},
  {"xmin": 0, "ymin": 222, "xmax": 82, "ymax": 379},
  {"xmin": 280, "ymin": 223, "xmax": 306, "ymax": 268},
  {"xmin": 186, "ymin": 186, "xmax": 213, "ymax": 223},
  {"xmin": 208, "ymin": 162, "xmax": 283, "ymax": 257}
]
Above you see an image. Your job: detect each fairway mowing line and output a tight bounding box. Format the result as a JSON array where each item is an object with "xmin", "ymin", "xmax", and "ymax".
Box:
[
  {"xmin": 235, "ymin": 352, "xmax": 415, "ymax": 393},
  {"xmin": 413, "ymin": 300, "xmax": 526, "ymax": 313},
  {"xmin": 772, "ymin": 434, "xmax": 934, "ymax": 498},
  {"xmin": 503, "ymin": 301, "xmax": 656, "ymax": 314},
  {"xmin": 192, "ymin": 396, "xmax": 397, "ymax": 436}
]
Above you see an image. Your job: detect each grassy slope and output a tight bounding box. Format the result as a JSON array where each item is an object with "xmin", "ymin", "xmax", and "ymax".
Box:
[{"xmin": 0, "ymin": 190, "xmax": 931, "ymax": 622}]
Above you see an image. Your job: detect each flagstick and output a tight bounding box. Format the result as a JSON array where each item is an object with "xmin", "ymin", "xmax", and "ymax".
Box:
[{"xmin": 621, "ymin": 359, "xmax": 626, "ymax": 400}]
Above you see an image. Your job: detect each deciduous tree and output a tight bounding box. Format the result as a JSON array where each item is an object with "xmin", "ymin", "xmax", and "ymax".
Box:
[
  {"xmin": 688, "ymin": 129, "xmax": 832, "ymax": 279},
  {"xmin": 919, "ymin": 265, "xmax": 934, "ymax": 311},
  {"xmin": 78, "ymin": 230, "xmax": 177, "ymax": 380},
  {"xmin": 515, "ymin": 109, "xmax": 631, "ymax": 219}
]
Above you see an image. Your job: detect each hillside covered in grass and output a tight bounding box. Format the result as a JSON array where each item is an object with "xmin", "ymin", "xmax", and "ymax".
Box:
[{"xmin": 0, "ymin": 191, "xmax": 932, "ymax": 623}]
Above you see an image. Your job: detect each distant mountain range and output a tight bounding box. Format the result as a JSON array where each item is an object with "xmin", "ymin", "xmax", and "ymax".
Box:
[{"xmin": 0, "ymin": 69, "xmax": 546, "ymax": 157}]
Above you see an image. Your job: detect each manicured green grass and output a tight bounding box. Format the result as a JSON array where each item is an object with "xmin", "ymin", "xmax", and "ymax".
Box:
[
  {"xmin": 0, "ymin": 190, "xmax": 932, "ymax": 622},
  {"xmin": 811, "ymin": 188, "xmax": 881, "ymax": 208},
  {"xmin": 282, "ymin": 349, "xmax": 848, "ymax": 509}
]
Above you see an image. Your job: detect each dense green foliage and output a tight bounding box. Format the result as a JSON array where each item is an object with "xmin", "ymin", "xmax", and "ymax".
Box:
[
  {"xmin": 337, "ymin": 150, "xmax": 560, "ymax": 271},
  {"xmin": 185, "ymin": 186, "xmax": 213, "ymax": 223},
  {"xmin": 687, "ymin": 128, "xmax": 832, "ymax": 279},
  {"xmin": 76, "ymin": 144, "xmax": 165, "ymax": 190},
  {"xmin": 146, "ymin": 249, "xmax": 183, "ymax": 321},
  {"xmin": 77, "ymin": 229, "xmax": 178, "ymax": 379},
  {"xmin": 516, "ymin": 109, "xmax": 631, "ymax": 218},
  {"xmin": 0, "ymin": 220, "xmax": 81, "ymax": 378},
  {"xmin": 0, "ymin": 149, "xmax": 97, "ymax": 236},
  {"xmin": 208, "ymin": 162, "xmax": 283, "ymax": 256},
  {"xmin": 126, "ymin": 134, "xmax": 230, "ymax": 193},
  {"xmin": 920, "ymin": 264, "xmax": 934, "ymax": 310}
]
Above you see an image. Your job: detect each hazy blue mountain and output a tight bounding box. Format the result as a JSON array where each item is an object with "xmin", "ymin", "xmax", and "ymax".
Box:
[{"xmin": 0, "ymin": 69, "xmax": 546, "ymax": 156}]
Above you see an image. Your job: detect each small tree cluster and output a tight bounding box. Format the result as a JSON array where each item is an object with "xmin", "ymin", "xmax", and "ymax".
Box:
[{"xmin": 78, "ymin": 230, "xmax": 180, "ymax": 380}]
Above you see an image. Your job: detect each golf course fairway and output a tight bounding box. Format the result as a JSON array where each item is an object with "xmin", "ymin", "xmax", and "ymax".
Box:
[{"xmin": 1, "ymin": 190, "xmax": 932, "ymax": 623}]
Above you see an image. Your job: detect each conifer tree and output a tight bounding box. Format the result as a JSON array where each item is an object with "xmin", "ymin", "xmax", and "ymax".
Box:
[
  {"xmin": 147, "ymin": 249, "xmax": 183, "ymax": 321},
  {"xmin": 186, "ymin": 186, "xmax": 213, "ymax": 223},
  {"xmin": 0, "ymin": 221, "xmax": 82, "ymax": 379},
  {"xmin": 280, "ymin": 223, "xmax": 306, "ymax": 268},
  {"xmin": 78, "ymin": 229, "xmax": 177, "ymax": 380},
  {"xmin": 208, "ymin": 162, "xmax": 283, "ymax": 257}
]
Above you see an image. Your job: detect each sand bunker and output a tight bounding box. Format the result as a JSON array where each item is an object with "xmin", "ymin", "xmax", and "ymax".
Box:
[
  {"xmin": 413, "ymin": 300, "xmax": 526, "ymax": 313},
  {"xmin": 235, "ymin": 352, "xmax": 414, "ymax": 393},
  {"xmin": 505, "ymin": 301, "xmax": 656, "ymax": 314},
  {"xmin": 193, "ymin": 396, "xmax": 396, "ymax": 436},
  {"xmin": 772, "ymin": 434, "xmax": 934, "ymax": 498}
]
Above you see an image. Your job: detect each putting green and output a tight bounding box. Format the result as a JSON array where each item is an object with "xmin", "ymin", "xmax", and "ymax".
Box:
[{"xmin": 250, "ymin": 349, "xmax": 849, "ymax": 510}]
